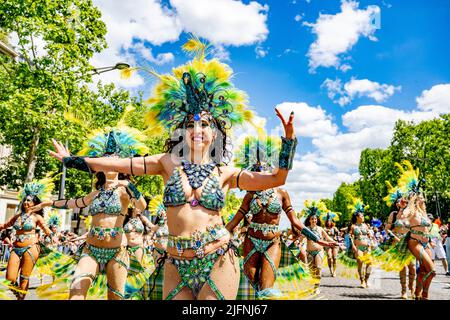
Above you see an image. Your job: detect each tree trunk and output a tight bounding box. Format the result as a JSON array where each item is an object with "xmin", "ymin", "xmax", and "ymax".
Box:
[{"xmin": 25, "ymin": 127, "xmax": 40, "ymax": 183}]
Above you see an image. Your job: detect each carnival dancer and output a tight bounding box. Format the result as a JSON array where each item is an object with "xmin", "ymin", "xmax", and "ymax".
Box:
[
  {"xmin": 31, "ymin": 126, "xmax": 149, "ymax": 299},
  {"xmin": 384, "ymin": 183, "xmax": 416, "ymax": 299},
  {"xmin": 300, "ymin": 201, "xmax": 337, "ymax": 294},
  {"xmin": 48, "ymin": 36, "xmax": 298, "ymax": 300},
  {"xmin": 348, "ymin": 198, "xmax": 375, "ymax": 288},
  {"xmin": 320, "ymin": 211, "xmax": 340, "ymax": 277},
  {"xmin": 395, "ymin": 161, "xmax": 436, "ymax": 300},
  {"xmin": 123, "ymin": 206, "xmax": 156, "ymax": 299},
  {"xmin": 226, "ymin": 136, "xmax": 336, "ymax": 298},
  {"xmin": 0, "ymin": 178, "xmax": 56, "ymax": 299}
]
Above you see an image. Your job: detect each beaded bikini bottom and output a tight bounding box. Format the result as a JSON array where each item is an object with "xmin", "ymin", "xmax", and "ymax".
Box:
[{"xmin": 165, "ymin": 243, "xmax": 230, "ymax": 300}]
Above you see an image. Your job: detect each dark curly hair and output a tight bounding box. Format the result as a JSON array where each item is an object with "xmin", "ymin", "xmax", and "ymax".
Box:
[{"xmin": 163, "ymin": 114, "xmax": 232, "ymax": 165}]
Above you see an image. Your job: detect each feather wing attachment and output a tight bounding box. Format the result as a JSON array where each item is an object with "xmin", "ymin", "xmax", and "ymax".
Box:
[{"xmin": 233, "ymin": 135, "xmax": 281, "ymax": 171}]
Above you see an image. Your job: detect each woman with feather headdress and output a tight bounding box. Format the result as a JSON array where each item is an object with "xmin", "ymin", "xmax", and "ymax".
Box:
[
  {"xmin": 348, "ymin": 198, "xmax": 375, "ymax": 288},
  {"xmin": 320, "ymin": 210, "xmax": 340, "ymax": 277},
  {"xmin": 31, "ymin": 126, "xmax": 149, "ymax": 300},
  {"xmin": 225, "ymin": 136, "xmax": 336, "ymax": 299},
  {"xmin": 0, "ymin": 177, "xmax": 57, "ymax": 299},
  {"xmin": 383, "ymin": 180, "xmax": 416, "ymax": 299},
  {"xmin": 48, "ymin": 36, "xmax": 298, "ymax": 300},
  {"xmin": 300, "ymin": 201, "xmax": 338, "ymax": 294},
  {"xmin": 393, "ymin": 160, "xmax": 436, "ymax": 300}
]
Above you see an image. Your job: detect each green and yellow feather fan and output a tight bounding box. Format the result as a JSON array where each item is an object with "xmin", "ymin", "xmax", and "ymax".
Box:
[
  {"xmin": 395, "ymin": 160, "xmax": 423, "ymax": 196},
  {"xmin": 133, "ymin": 35, "xmax": 257, "ymax": 133},
  {"xmin": 18, "ymin": 175, "xmax": 54, "ymax": 202},
  {"xmin": 234, "ymin": 135, "xmax": 281, "ymax": 171},
  {"xmin": 383, "ymin": 181, "xmax": 404, "ymax": 207},
  {"xmin": 78, "ymin": 125, "xmax": 149, "ymax": 158}
]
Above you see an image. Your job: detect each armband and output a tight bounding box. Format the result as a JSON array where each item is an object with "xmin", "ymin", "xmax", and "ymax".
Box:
[
  {"xmin": 301, "ymin": 227, "xmax": 319, "ymax": 242},
  {"xmin": 62, "ymin": 156, "xmax": 92, "ymax": 173},
  {"xmin": 279, "ymin": 137, "xmax": 298, "ymax": 170}
]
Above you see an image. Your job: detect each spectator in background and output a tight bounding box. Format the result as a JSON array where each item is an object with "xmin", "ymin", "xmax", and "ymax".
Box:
[
  {"xmin": 1, "ymin": 229, "xmax": 13, "ymax": 262},
  {"xmin": 430, "ymin": 216, "xmax": 448, "ymax": 275}
]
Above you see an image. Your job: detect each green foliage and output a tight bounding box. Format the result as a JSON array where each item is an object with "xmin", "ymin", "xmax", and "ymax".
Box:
[{"xmin": 331, "ymin": 181, "xmax": 360, "ymax": 226}]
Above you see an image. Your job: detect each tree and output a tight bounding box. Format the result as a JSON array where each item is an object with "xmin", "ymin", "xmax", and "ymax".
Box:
[
  {"xmin": 0, "ymin": 0, "xmax": 107, "ymax": 184},
  {"xmin": 331, "ymin": 181, "xmax": 360, "ymax": 226}
]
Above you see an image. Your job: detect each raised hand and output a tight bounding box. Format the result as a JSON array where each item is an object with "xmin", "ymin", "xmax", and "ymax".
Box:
[
  {"xmin": 48, "ymin": 139, "xmax": 71, "ymax": 162},
  {"xmin": 275, "ymin": 108, "xmax": 295, "ymax": 139}
]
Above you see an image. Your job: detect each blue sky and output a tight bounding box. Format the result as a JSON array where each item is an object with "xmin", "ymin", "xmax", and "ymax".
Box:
[{"xmin": 90, "ymin": 0, "xmax": 450, "ymax": 216}]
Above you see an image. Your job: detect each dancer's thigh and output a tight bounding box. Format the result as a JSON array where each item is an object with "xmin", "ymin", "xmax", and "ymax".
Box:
[
  {"xmin": 197, "ymin": 249, "xmax": 240, "ymax": 300},
  {"xmin": 6, "ymin": 251, "xmax": 20, "ymax": 282},
  {"xmin": 259, "ymin": 240, "xmax": 281, "ymax": 289},
  {"xmin": 69, "ymin": 255, "xmax": 99, "ymax": 300},
  {"xmin": 163, "ymin": 261, "xmax": 194, "ymax": 300}
]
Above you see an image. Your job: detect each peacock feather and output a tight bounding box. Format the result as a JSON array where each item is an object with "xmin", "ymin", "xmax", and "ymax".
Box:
[
  {"xmin": 148, "ymin": 195, "xmax": 166, "ymax": 217},
  {"xmin": 233, "ymin": 135, "xmax": 281, "ymax": 171}
]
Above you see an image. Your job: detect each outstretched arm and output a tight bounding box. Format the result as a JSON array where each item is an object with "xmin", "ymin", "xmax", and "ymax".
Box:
[
  {"xmin": 29, "ymin": 190, "xmax": 100, "ymax": 212},
  {"xmin": 227, "ymin": 108, "xmax": 297, "ymax": 191},
  {"xmin": 35, "ymin": 216, "xmax": 54, "ymax": 238},
  {"xmin": 139, "ymin": 214, "xmax": 158, "ymax": 233},
  {"xmin": 49, "ymin": 139, "xmax": 165, "ymax": 176},
  {"xmin": 225, "ymin": 192, "xmax": 252, "ymax": 233},
  {"xmin": 0, "ymin": 214, "xmax": 19, "ymax": 230}
]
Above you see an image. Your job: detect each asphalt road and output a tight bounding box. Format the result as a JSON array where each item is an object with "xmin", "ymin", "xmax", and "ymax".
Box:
[{"xmin": 11, "ymin": 263, "xmax": 450, "ymax": 300}]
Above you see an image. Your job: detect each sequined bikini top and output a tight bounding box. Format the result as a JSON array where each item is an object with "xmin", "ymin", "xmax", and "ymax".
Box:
[
  {"xmin": 90, "ymin": 187, "xmax": 123, "ymax": 216},
  {"xmin": 163, "ymin": 161, "xmax": 225, "ymax": 212},
  {"xmin": 354, "ymin": 224, "xmax": 369, "ymax": 240},
  {"xmin": 124, "ymin": 217, "xmax": 145, "ymax": 234},
  {"xmin": 249, "ymin": 189, "xmax": 282, "ymax": 216},
  {"xmin": 13, "ymin": 213, "xmax": 35, "ymax": 231}
]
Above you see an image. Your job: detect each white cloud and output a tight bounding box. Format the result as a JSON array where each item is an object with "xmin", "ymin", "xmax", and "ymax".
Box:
[
  {"xmin": 130, "ymin": 42, "xmax": 174, "ymax": 65},
  {"xmin": 322, "ymin": 77, "xmax": 401, "ymax": 106},
  {"xmin": 275, "ymin": 102, "xmax": 338, "ymax": 138},
  {"xmin": 170, "ymin": 0, "xmax": 269, "ymax": 46},
  {"xmin": 294, "ymin": 14, "xmax": 302, "ymax": 22},
  {"xmin": 303, "ymin": 0, "xmax": 380, "ymax": 72},
  {"xmin": 416, "ymin": 83, "xmax": 450, "ymax": 114},
  {"xmin": 255, "ymin": 45, "xmax": 268, "ymax": 58},
  {"xmin": 273, "ymin": 86, "xmax": 444, "ymax": 211}
]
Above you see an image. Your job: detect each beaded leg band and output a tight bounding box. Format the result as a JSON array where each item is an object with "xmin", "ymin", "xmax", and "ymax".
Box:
[{"xmin": 278, "ymin": 137, "xmax": 298, "ymax": 170}]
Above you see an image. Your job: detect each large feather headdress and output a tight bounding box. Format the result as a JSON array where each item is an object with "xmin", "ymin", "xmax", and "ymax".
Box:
[
  {"xmin": 395, "ymin": 160, "xmax": 423, "ymax": 197},
  {"xmin": 78, "ymin": 125, "xmax": 149, "ymax": 158},
  {"xmin": 123, "ymin": 36, "xmax": 256, "ymax": 134},
  {"xmin": 383, "ymin": 181, "xmax": 404, "ymax": 207},
  {"xmin": 45, "ymin": 210, "xmax": 62, "ymax": 228},
  {"xmin": 319, "ymin": 210, "xmax": 340, "ymax": 225},
  {"xmin": 299, "ymin": 200, "xmax": 328, "ymax": 219},
  {"xmin": 348, "ymin": 197, "xmax": 368, "ymax": 215},
  {"xmin": 18, "ymin": 176, "xmax": 54, "ymax": 202},
  {"xmin": 234, "ymin": 135, "xmax": 281, "ymax": 171}
]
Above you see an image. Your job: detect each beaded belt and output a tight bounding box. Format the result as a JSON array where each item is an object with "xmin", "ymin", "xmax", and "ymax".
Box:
[
  {"xmin": 89, "ymin": 226, "xmax": 123, "ymax": 241},
  {"xmin": 249, "ymin": 222, "xmax": 279, "ymax": 236},
  {"xmin": 167, "ymin": 224, "xmax": 229, "ymax": 258},
  {"xmin": 16, "ymin": 234, "xmax": 35, "ymax": 243}
]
